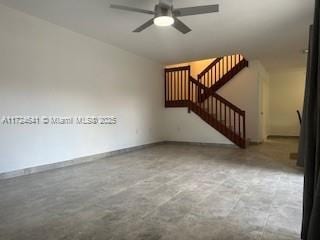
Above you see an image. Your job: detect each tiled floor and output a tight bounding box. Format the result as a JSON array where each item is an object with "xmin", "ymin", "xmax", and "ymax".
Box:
[{"xmin": 0, "ymin": 138, "xmax": 303, "ymax": 240}]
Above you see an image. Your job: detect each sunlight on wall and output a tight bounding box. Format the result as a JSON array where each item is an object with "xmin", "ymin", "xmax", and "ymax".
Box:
[
  {"xmin": 165, "ymin": 54, "xmax": 245, "ymax": 102},
  {"xmin": 166, "ymin": 58, "xmax": 214, "ymax": 79},
  {"xmin": 166, "ymin": 54, "xmax": 244, "ymax": 81}
]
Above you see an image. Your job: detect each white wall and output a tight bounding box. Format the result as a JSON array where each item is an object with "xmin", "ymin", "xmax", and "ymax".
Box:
[
  {"xmin": 218, "ymin": 61, "xmax": 265, "ymax": 142},
  {"xmin": 0, "ymin": 4, "xmax": 163, "ymax": 173},
  {"xmin": 269, "ymin": 68, "xmax": 306, "ymax": 136},
  {"xmin": 163, "ymin": 109, "xmax": 233, "ymax": 145}
]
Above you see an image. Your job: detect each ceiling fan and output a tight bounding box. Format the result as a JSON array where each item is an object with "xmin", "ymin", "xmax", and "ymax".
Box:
[{"xmin": 110, "ymin": 0, "xmax": 219, "ymax": 34}]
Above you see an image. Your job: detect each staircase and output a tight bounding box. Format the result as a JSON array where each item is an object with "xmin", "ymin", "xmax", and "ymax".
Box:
[{"xmin": 164, "ymin": 54, "xmax": 248, "ymax": 148}]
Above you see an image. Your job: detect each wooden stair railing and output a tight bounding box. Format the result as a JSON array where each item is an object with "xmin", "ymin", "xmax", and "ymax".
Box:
[
  {"xmin": 189, "ymin": 77, "xmax": 246, "ymax": 148},
  {"xmin": 198, "ymin": 54, "xmax": 249, "ymax": 101},
  {"xmin": 164, "ymin": 55, "xmax": 247, "ymax": 148},
  {"xmin": 165, "ymin": 66, "xmax": 190, "ymax": 108}
]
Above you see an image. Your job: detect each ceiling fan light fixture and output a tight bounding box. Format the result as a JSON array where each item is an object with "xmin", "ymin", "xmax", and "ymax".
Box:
[
  {"xmin": 154, "ymin": 16, "xmax": 174, "ymax": 27},
  {"xmin": 110, "ymin": 1, "xmax": 219, "ymax": 34},
  {"xmin": 153, "ymin": 4, "xmax": 174, "ymax": 27}
]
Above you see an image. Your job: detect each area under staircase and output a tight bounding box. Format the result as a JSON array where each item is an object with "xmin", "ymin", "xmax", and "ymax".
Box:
[{"xmin": 164, "ymin": 54, "xmax": 248, "ymax": 148}]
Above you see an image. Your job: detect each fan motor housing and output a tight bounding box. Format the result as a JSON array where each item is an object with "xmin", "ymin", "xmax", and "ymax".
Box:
[{"xmin": 154, "ymin": 4, "xmax": 173, "ymax": 18}]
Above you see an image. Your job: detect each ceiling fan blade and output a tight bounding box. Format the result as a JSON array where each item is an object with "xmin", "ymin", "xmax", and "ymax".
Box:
[
  {"xmin": 172, "ymin": 18, "xmax": 191, "ymax": 34},
  {"xmin": 133, "ymin": 18, "xmax": 154, "ymax": 32},
  {"xmin": 174, "ymin": 4, "xmax": 219, "ymax": 17},
  {"xmin": 110, "ymin": 4, "xmax": 154, "ymax": 15}
]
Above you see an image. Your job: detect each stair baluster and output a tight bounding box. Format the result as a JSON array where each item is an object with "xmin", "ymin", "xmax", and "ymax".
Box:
[{"xmin": 164, "ymin": 54, "xmax": 248, "ymax": 148}]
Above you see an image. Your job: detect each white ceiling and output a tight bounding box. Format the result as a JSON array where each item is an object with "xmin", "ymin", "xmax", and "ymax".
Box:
[{"xmin": 0, "ymin": 0, "xmax": 314, "ymax": 71}]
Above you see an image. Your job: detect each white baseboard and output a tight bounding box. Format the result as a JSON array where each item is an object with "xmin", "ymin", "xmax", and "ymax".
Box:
[{"xmin": 0, "ymin": 142, "xmax": 164, "ymax": 180}]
